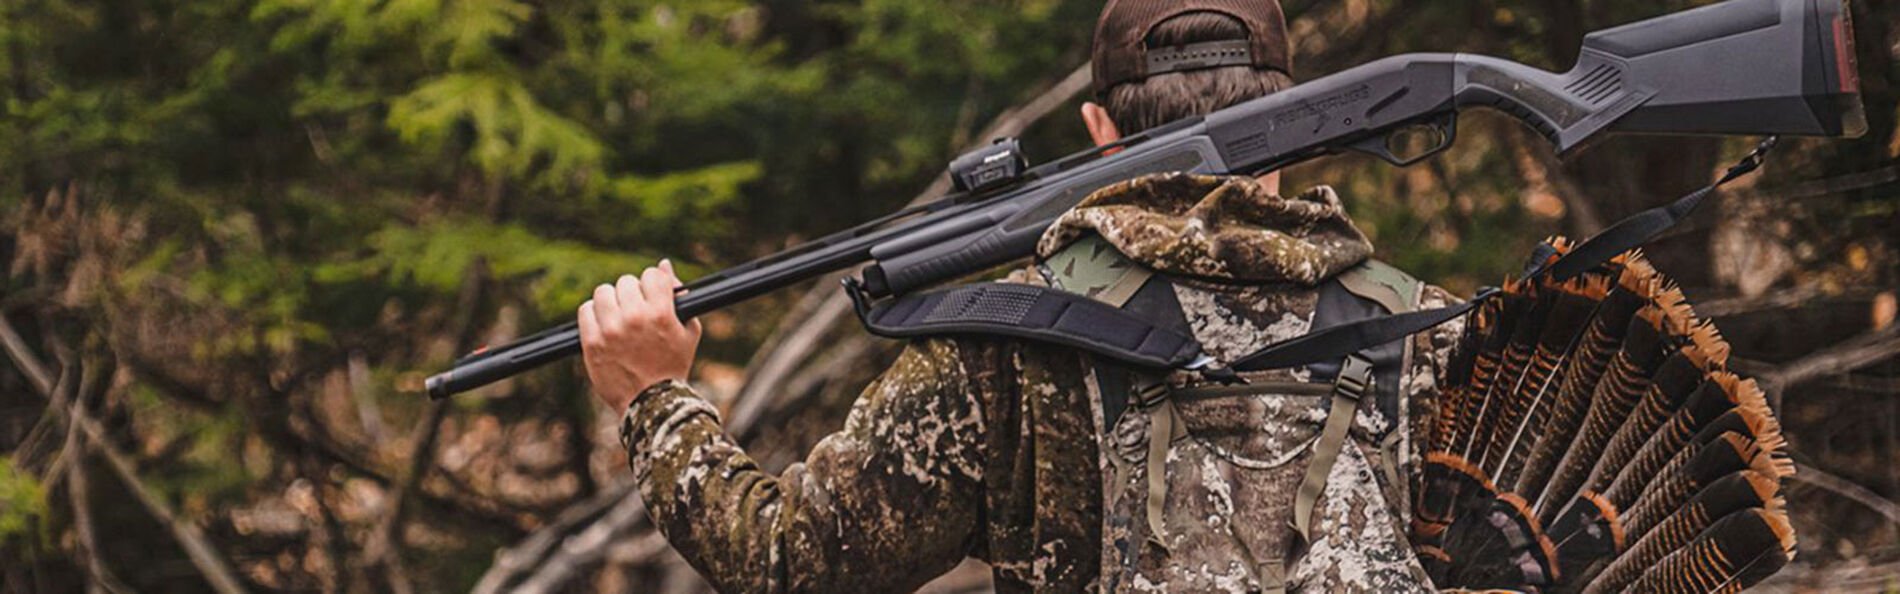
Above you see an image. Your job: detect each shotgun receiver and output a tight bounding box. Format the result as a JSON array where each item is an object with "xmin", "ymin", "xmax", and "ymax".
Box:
[{"xmin": 426, "ymin": 0, "xmax": 1864, "ymax": 399}]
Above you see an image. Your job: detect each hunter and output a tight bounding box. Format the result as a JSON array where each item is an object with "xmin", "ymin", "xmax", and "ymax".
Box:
[{"xmin": 577, "ymin": 0, "xmax": 1463, "ymax": 591}]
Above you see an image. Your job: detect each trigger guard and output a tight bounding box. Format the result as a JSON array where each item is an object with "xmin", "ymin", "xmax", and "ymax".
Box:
[{"xmin": 1349, "ymin": 113, "xmax": 1458, "ymax": 166}]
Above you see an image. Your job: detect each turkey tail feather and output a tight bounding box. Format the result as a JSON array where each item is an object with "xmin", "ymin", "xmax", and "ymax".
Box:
[
  {"xmin": 1513, "ymin": 258, "xmax": 1653, "ymax": 497},
  {"xmin": 1582, "ymin": 471, "xmax": 1781, "ymax": 594},
  {"xmin": 1492, "ymin": 277, "xmax": 1610, "ymax": 487},
  {"xmin": 1416, "ymin": 246, "xmax": 1795, "ymax": 593},
  {"xmin": 1621, "ymin": 508, "xmax": 1795, "ymax": 594},
  {"xmin": 1435, "ymin": 297, "xmax": 1507, "ymax": 455},
  {"xmin": 1532, "ymin": 305, "xmax": 1670, "ymax": 522},
  {"xmin": 1462, "ymin": 287, "xmax": 1550, "ymax": 464}
]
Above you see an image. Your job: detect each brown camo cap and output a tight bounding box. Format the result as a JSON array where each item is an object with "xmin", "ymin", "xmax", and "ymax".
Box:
[{"xmin": 1090, "ymin": 0, "xmax": 1292, "ymax": 97}]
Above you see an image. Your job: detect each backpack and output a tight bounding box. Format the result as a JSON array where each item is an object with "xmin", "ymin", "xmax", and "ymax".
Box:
[{"xmin": 850, "ymin": 234, "xmax": 1430, "ymax": 592}]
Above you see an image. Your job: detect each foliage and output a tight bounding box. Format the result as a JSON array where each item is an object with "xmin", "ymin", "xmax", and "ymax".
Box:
[
  {"xmin": 0, "ymin": 460, "xmax": 46, "ymax": 550},
  {"xmin": 1, "ymin": 0, "xmax": 1104, "ymax": 589},
  {"xmin": 2, "ymin": 0, "xmax": 1895, "ymax": 591}
]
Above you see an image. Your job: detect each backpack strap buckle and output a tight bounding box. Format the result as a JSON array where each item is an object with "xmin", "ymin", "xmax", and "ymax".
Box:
[
  {"xmin": 1291, "ymin": 354, "xmax": 1375, "ymax": 546},
  {"xmin": 1333, "ymin": 355, "xmax": 1375, "ymax": 402},
  {"xmin": 1132, "ymin": 381, "xmax": 1172, "ymax": 409},
  {"xmin": 1134, "ymin": 379, "xmax": 1186, "ymax": 551}
]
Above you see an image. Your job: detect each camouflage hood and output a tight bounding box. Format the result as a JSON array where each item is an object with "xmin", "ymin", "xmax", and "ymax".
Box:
[{"xmin": 1036, "ymin": 173, "xmax": 1374, "ymax": 285}]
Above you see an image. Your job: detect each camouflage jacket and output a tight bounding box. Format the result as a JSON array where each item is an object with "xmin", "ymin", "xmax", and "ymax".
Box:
[{"xmin": 622, "ymin": 173, "xmax": 1464, "ymax": 593}]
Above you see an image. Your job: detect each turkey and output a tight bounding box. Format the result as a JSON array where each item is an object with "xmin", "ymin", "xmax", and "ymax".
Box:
[{"xmin": 1413, "ymin": 239, "xmax": 1795, "ymax": 594}]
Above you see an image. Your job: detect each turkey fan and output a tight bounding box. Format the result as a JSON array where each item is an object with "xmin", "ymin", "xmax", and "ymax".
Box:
[{"xmin": 1414, "ymin": 239, "xmax": 1795, "ymax": 594}]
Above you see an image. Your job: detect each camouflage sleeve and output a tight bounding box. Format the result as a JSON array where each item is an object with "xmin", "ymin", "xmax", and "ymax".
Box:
[{"xmin": 621, "ymin": 338, "xmax": 986, "ymax": 593}]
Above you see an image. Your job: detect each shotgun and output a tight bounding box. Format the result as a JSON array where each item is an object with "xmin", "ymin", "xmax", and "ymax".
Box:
[{"xmin": 426, "ymin": 0, "xmax": 1864, "ymax": 399}]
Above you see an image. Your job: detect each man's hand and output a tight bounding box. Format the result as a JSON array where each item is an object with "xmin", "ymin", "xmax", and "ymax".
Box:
[{"xmin": 578, "ymin": 259, "xmax": 702, "ymax": 412}]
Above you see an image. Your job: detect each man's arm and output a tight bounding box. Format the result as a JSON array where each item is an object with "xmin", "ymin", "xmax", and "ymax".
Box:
[{"xmin": 581, "ymin": 262, "xmax": 985, "ymax": 592}]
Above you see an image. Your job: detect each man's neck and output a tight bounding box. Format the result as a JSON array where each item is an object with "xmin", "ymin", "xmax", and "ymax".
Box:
[{"xmin": 1255, "ymin": 171, "xmax": 1283, "ymax": 195}]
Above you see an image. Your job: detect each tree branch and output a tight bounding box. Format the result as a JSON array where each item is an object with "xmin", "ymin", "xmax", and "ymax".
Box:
[
  {"xmin": 348, "ymin": 351, "xmax": 387, "ymax": 443},
  {"xmin": 0, "ymin": 309, "xmax": 55, "ymax": 397},
  {"xmin": 272, "ymin": 361, "xmax": 352, "ymax": 594},
  {"xmin": 1693, "ymin": 285, "xmax": 1885, "ymax": 318},
  {"xmin": 469, "ymin": 482, "xmax": 642, "ymax": 594},
  {"xmin": 118, "ymin": 342, "xmax": 535, "ymax": 536},
  {"xmin": 1509, "ymin": 127, "xmax": 1604, "ymax": 238},
  {"xmin": 0, "ymin": 286, "xmax": 55, "ymax": 312},
  {"xmin": 1750, "ymin": 559, "xmax": 1900, "ymax": 593},
  {"xmin": 507, "ymin": 493, "xmax": 651, "ymax": 594},
  {"xmin": 63, "ymin": 394, "xmax": 133, "ymax": 594},
  {"xmin": 1789, "ymin": 461, "xmax": 1900, "ymax": 528},
  {"xmin": 1729, "ymin": 163, "xmax": 1900, "ymax": 203},
  {"xmin": 115, "ymin": 351, "xmax": 227, "ymax": 410},
  {"xmin": 728, "ymin": 296, "xmax": 853, "ymax": 433},
  {"xmin": 29, "ymin": 349, "xmax": 81, "ymax": 493},
  {"xmin": 740, "ymin": 334, "xmax": 877, "ymax": 442},
  {"xmin": 1758, "ymin": 325, "xmax": 1900, "ymax": 400},
  {"xmin": 297, "ymin": 446, "xmax": 350, "ymax": 594},
  {"xmin": 1653, "ymin": 163, "xmax": 1900, "ymax": 245},
  {"xmin": 364, "ymin": 400, "xmax": 445, "ymax": 594},
  {"xmin": 295, "ymin": 398, "xmax": 534, "ymax": 533},
  {"xmin": 75, "ymin": 412, "xmax": 250, "ymax": 594},
  {"xmin": 333, "ymin": 244, "xmax": 502, "ymax": 590},
  {"xmin": 733, "ymin": 62, "xmax": 1091, "ymax": 425},
  {"xmin": 369, "ymin": 255, "xmax": 488, "ymax": 594},
  {"xmin": 1816, "ymin": 371, "xmax": 1900, "ymax": 394}
]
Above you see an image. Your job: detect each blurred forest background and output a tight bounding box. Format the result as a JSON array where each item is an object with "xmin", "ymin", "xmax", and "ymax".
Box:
[{"xmin": 2, "ymin": 0, "xmax": 1897, "ymax": 592}]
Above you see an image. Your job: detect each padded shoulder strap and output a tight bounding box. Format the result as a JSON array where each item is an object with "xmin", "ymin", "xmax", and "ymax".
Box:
[
  {"xmin": 1042, "ymin": 234, "xmax": 1154, "ymax": 308},
  {"xmin": 1304, "ymin": 262, "xmax": 1416, "ymax": 440},
  {"xmin": 1337, "ymin": 259, "xmax": 1422, "ymax": 315},
  {"xmin": 845, "ymin": 280, "xmax": 1204, "ymax": 370}
]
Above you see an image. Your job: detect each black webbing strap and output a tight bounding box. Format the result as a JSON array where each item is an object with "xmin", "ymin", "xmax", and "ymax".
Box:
[
  {"xmin": 844, "ymin": 279, "xmax": 1205, "ymax": 370},
  {"xmin": 1540, "ymin": 136, "xmax": 1778, "ymax": 281},
  {"xmin": 1229, "ymin": 289, "xmax": 1498, "ymax": 373},
  {"xmin": 1223, "ymin": 136, "xmax": 1779, "ymax": 375}
]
